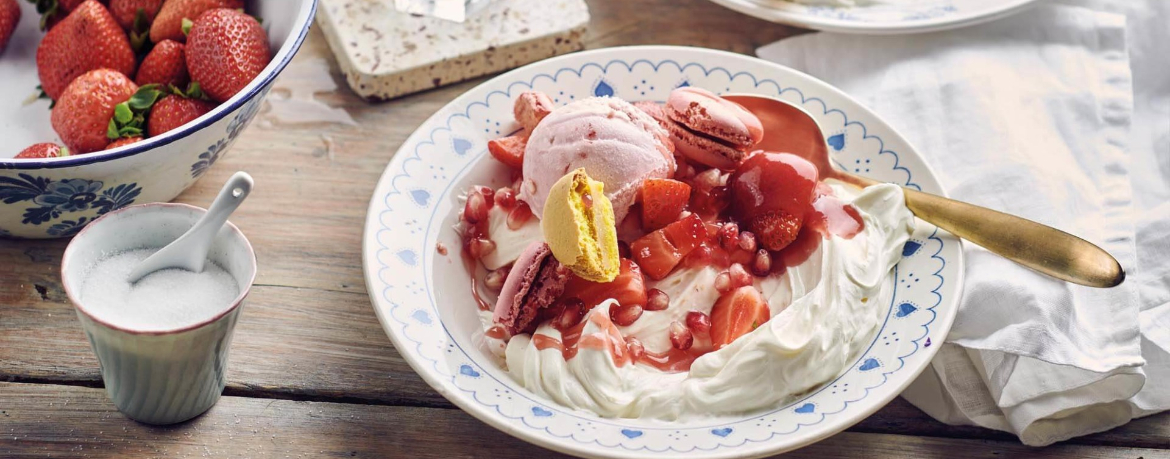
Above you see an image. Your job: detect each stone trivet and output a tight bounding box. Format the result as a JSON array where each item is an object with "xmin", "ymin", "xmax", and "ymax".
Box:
[{"xmin": 317, "ymin": 0, "xmax": 590, "ymax": 101}]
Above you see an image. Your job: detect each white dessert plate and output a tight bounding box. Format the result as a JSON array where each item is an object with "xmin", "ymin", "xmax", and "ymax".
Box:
[
  {"xmin": 707, "ymin": 0, "xmax": 1040, "ymax": 34},
  {"xmin": 361, "ymin": 46, "xmax": 963, "ymax": 458}
]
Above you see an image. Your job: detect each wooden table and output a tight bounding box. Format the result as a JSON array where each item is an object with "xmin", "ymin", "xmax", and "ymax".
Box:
[{"xmin": 2, "ymin": 1, "xmax": 1167, "ymax": 457}]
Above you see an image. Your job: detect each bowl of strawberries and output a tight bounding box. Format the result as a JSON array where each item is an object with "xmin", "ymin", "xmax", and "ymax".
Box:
[{"xmin": 0, "ymin": 0, "xmax": 316, "ymax": 238}]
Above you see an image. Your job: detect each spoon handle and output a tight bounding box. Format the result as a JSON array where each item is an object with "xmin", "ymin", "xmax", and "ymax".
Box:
[{"xmin": 888, "ymin": 181, "xmax": 1124, "ymax": 288}]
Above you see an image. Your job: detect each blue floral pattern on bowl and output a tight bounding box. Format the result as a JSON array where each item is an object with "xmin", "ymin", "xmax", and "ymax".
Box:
[{"xmin": 363, "ymin": 47, "xmax": 964, "ymax": 458}]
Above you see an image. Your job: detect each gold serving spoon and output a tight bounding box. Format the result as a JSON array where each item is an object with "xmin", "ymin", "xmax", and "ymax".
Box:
[{"xmin": 724, "ymin": 94, "xmax": 1124, "ymax": 288}]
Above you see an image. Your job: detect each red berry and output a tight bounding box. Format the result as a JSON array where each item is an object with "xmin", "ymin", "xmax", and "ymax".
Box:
[
  {"xmin": 626, "ymin": 337, "xmax": 646, "ymax": 361},
  {"xmin": 135, "ymin": 39, "xmax": 189, "ymax": 87},
  {"xmin": 507, "ymin": 202, "xmax": 533, "ymax": 230},
  {"xmin": 185, "ymin": 8, "xmax": 271, "ymax": 103},
  {"xmin": 640, "ymin": 178, "xmax": 692, "ymax": 231},
  {"xmin": 484, "ymin": 267, "xmax": 508, "ymax": 291},
  {"xmin": 14, "ymin": 143, "xmax": 69, "ymax": 159},
  {"xmin": 494, "ymin": 187, "xmax": 516, "ymax": 208},
  {"xmin": 468, "ymin": 238, "xmax": 496, "ymax": 259},
  {"xmin": 487, "ymin": 134, "xmax": 526, "ymax": 169},
  {"xmin": 729, "ymin": 263, "xmax": 752, "ymax": 288},
  {"xmin": 463, "ymin": 189, "xmax": 489, "ymax": 224},
  {"xmin": 738, "ymin": 231, "xmax": 758, "ymax": 252},
  {"xmin": 552, "ymin": 298, "xmax": 586, "ymax": 330},
  {"xmin": 710, "ymin": 286, "xmax": 769, "ymax": 349},
  {"xmin": 714, "ymin": 272, "xmax": 732, "ymax": 294},
  {"xmin": 147, "ymin": 94, "xmax": 216, "ymax": 137},
  {"xmin": 610, "ymin": 303, "xmax": 644, "ymax": 327},
  {"xmin": 686, "ymin": 311, "xmax": 711, "ymax": 335},
  {"xmin": 513, "ymin": 91, "xmax": 553, "ymax": 133},
  {"xmin": 752, "ymin": 249, "xmax": 772, "ymax": 277},
  {"xmin": 729, "ymin": 152, "xmax": 819, "ymax": 251},
  {"xmin": 645, "ymin": 288, "xmax": 670, "ymax": 311}
]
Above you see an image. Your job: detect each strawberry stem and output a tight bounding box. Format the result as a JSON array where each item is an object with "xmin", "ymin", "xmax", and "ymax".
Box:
[
  {"xmin": 107, "ymin": 85, "xmax": 165, "ymax": 140},
  {"xmin": 181, "ymin": 17, "xmax": 193, "ymax": 35}
]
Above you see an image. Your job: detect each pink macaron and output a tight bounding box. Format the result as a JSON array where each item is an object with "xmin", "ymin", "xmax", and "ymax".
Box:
[
  {"xmin": 665, "ymin": 87, "xmax": 764, "ymax": 169},
  {"xmin": 492, "ymin": 242, "xmax": 571, "ymax": 334}
]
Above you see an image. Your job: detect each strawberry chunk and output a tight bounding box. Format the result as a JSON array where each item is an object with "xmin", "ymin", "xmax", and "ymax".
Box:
[
  {"xmin": 487, "ymin": 134, "xmax": 527, "ymax": 170},
  {"xmin": 513, "ymin": 91, "xmax": 554, "ymax": 132},
  {"xmin": 709, "ymin": 286, "xmax": 770, "ymax": 349},
  {"xmin": 640, "ymin": 178, "xmax": 692, "ymax": 231},
  {"xmin": 630, "ymin": 214, "xmax": 708, "ymax": 280},
  {"xmin": 749, "ymin": 209, "xmax": 802, "ymax": 252},
  {"xmin": 562, "ymin": 258, "xmax": 647, "ymax": 310}
]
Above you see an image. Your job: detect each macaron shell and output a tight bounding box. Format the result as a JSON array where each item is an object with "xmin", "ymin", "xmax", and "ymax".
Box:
[
  {"xmin": 665, "ymin": 117, "xmax": 744, "ymax": 170},
  {"xmin": 667, "ymin": 87, "xmax": 764, "ymax": 148},
  {"xmin": 492, "ymin": 241, "xmax": 549, "ymax": 330},
  {"xmin": 541, "ymin": 169, "xmax": 620, "ymax": 283}
]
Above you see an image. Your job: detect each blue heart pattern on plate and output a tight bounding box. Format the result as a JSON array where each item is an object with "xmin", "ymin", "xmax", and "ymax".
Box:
[
  {"xmin": 795, "ymin": 403, "xmax": 816, "ymax": 414},
  {"xmin": 902, "ymin": 240, "xmax": 922, "ymax": 257},
  {"xmin": 895, "ymin": 302, "xmax": 917, "ymax": 318},
  {"xmin": 410, "ymin": 189, "xmax": 430, "ymax": 207},
  {"xmin": 859, "ymin": 358, "xmax": 881, "ymax": 372},
  {"xmin": 711, "ymin": 428, "xmax": 733, "ymax": 437},
  {"xmin": 452, "ymin": 137, "xmax": 472, "ymax": 155},
  {"xmin": 826, "ymin": 133, "xmax": 846, "ymax": 151},
  {"xmin": 459, "ymin": 364, "xmax": 480, "ymax": 378},
  {"xmin": 621, "ymin": 429, "xmax": 643, "ymax": 439},
  {"xmin": 396, "ymin": 249, "xmax": 418, "ymax": 266},
  {"xmin": 532, "ymin": 407, "xmax": 553, "ymax": 417}
]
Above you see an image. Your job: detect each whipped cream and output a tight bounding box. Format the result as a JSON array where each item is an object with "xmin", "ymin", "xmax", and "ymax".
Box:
[
  {"xmin": 496, "ymin": 183, "xmax": 914, "ymax": 420},
  {"xmin": 480, "ymin": 205, "xmax": 543, "ymax": 271}
]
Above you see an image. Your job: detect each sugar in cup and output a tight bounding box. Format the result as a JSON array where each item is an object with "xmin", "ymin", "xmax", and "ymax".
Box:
[{"xmin": 61, "ymin": 202, "xmax": 256, "ymax": 425}]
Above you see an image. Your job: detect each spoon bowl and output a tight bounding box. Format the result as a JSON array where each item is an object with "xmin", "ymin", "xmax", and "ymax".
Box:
[{"xmin": 724, "ymin": 93, "xmax": 1125, "ymax": 288}]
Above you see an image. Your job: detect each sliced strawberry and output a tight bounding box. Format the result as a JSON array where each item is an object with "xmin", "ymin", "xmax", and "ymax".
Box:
[
  {"xmin": 640, "ymin": 178, "xmax": 691, "ymax": 231},
  {"xmin": 561, "ymin": 258, "xmax": 647, "ymax": 310},
  {"xmin": 15, "ymin": 143, "xmax": 69, "ymax": 159},
  {"xmin": 631, "ymin": 213, "xmax": 708, "ymax": 280},
  {"xmin": 662, "ymin": 213, "xmax": 706, "ymax": 254},
  {"xmin": 487, "ymin": 134, "xmax": 526, "ymax": 170},
  {"xmin": 709, "ymin": 286, "xmax": 769, "ymax": 349}
]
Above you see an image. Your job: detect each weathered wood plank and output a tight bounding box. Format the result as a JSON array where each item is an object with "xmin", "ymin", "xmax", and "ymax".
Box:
[{"xmin": 2, "ymin": 383, "xmax": 1166, "ymax": 459}]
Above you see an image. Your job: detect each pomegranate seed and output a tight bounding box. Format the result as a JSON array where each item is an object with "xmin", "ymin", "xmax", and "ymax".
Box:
[
  {"xmin": 484, "ymin": 267, "xmax": 509, "ymax": 291},
  {"xmin": 670, "ymin": 321, "xmax": 693, "ymax": 350},
  {"xmin": 730, "ymin": 263, "xmax": 752, "ymax": 287},
  {"xmin": 610, "ymin": 303, "xmax": 644, "ymax": 326},
  {"xmin": 494, "ymin": 187, "xmax": 516, "ymax": 208},
  {"xmin": 719, "ymin": 222, "xmax": 740, "ymax": 250},
  {"xmin": 468, "ymin": 237, "xmax": 496, "ymax": 259},
  {"xmin": 552, "ymin": 298, "xmax": 586, "ymax": 330},
  {"xmin": 738, "ymin": 231, "xmax": 758, "ymax": 252},
  {"xmin": 645, "ymin": 288, "xmax": 670, "ymax": 311},
  {"xmin": 694, "ymin": 168, "xmax": 722, "ymax": 191},
  {"xmin": 507, "ymin": 202, "xmax": 533, "ymax": 229},
  {"xmin": 714, "ymin": 272, "xmax": 732, "ymax": 294},
  {"xmin": 686, "ymin": 311, "xmax": 711, "ymax": 334},
  {"xmin": 752, "ymin": 249, "xmax": 772, "ymax": 277},
  {"xmin": 464, "ymin": 190, "xmax": 489, "ymax": 224},
  {"xmin": 582, "ymin": 192, "xmax": 594, "ymax": 209},
  {"xmin": 477, "ymin": 186, "xmax": 495, "ymax": 205},
  {"xmin": 626, "ymin": 337, "xmax": 646, "ymax": 361}
]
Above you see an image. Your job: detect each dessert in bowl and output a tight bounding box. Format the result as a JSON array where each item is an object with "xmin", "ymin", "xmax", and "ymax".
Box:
[
  {"xmin": 0, "ymin": 0, "xmax": 316, "ymax": 238},
  {"xmin": 363, "ymin": 46, "xmax": 962, "ymax": 458}
]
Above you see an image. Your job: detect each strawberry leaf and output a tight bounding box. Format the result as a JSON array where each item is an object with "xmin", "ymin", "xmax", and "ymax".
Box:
[
  {"xmin": 130, "ymin": 9, "xmax": 153, "ymax": 55},
  {"xmin": 107, "ymin": 119, "xmax": 120, "ymax": 140},
  {"xmin": 27, "ymin": 0, "xmax": 60, "ymax": 31},
  {"xmin": 113, "ymin": 103, "xmax": 133, "ymax": 124},
  {"xmin": 128, "ymin": 84, "xmax": 164, "ymax": 110},
  {"xmin": 181, "ymin": 17, "xmax": 193, "ymax": 36}
]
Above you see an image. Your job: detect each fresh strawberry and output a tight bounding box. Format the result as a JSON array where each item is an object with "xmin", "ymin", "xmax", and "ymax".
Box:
[
  {"xmin": 148, "ymin": 93, "xmax": 214, "ymax": 136},
  {"xmin": 709, "ymin": 286, "xmax": 769, "ymax": 349},
  {"xmin": 148, "ymin": 0, "xmax": 241, "ymax": 43},
  {"xmin": 513, "ymin": 91, "xmax": 553, "ymax": 132},
  {"xmin": 108, "ymin": 0, "xmax": 160, "ymax": 30},
  {"xmin": 630, "ymin": 213, "xmax": 707, "ymax": 280},
  {"xmin": 14, "ymin": 143, "xmax": 69, "ymax": 159},
  {"xmin": 0, "ymin": 0, "xmax": 18, "ymax": 53},
  {"xmin": 561, "ymin": 258, "xmax": 647, "ymax": 311},
  {"xmin": 136, "ymin": 39, "xmax": 188, "ymax": 87},
  {"xmin": 104, "ymin": 136, "xmax": 142, "ymax": 149},
  {"xmin": 36, "ymin": 1, "xmax": 136, "ymax": 100},
  {"xmin": 50, "ymin": 69, "xmax": 139, "ymax": 153},
  {"xmin": 487, "ymin": 134, "xmax": 526, "ymax": 169},
  {"xmin": 640, "ymin": 178, "xmax": 691, "ymax": 231},
  {"xmin": 729, "ymin": 152, "xmax": 818, "ymax": 251},
  {"xmin": 749, "ymin": 209, "xmax": 802, "ymax": 253},
  {"xmin": 184, "ymin": 8, "xmax": 269, "ymax": 103}
]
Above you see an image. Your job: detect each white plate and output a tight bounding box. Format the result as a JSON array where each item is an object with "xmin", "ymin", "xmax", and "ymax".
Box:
[
  {"xmin": 708, "ymin": 0, "xmax": 1040, "ymax": 34},
  {"xmin": 362, "ymin": 46, "xmax": 963, "ymax": 458}
]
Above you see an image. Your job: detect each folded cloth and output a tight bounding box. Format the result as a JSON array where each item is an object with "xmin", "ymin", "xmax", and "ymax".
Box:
[{"xmin": 757, "ymin": 0, "xmax": 1169, "ymax": 446}]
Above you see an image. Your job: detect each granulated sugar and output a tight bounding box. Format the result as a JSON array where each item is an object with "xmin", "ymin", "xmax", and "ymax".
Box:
[{"xmin": 79, "ymin": 249, "xmax": 240, "ymax": 331}]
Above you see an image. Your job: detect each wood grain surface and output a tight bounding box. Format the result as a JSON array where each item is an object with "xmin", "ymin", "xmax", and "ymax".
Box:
[{"xmin": 0, "ymin": 0, "xmax": 1165, "ymax": 457}]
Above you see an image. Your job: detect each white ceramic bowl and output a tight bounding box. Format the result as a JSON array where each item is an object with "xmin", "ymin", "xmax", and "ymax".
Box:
[
  {"xmin": 362, "ymin": 46, "xmax": 964, "ymax": 458},
  {"xmin": 0, "ymin": 0, "xmax": 317, "ymax": 238},
  {"xmin": 706, "ymin": 0, "xmax": 1039, "ymax": 35}
]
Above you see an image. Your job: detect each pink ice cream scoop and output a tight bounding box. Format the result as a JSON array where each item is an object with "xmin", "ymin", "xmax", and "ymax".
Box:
[{"xmin": 520, "ymin": 97, "xmax": 675, "ymax": 223}]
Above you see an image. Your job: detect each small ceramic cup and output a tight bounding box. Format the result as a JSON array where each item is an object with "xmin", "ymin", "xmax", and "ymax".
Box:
[{"xmin": 61, "ymin": 203, "xmax": 256, "ymax": 425}]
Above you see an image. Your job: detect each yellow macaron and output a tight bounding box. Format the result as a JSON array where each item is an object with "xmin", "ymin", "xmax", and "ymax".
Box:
[{"xmin": 541, "ymin": 168, "xmax": 620, "ymax": 283}]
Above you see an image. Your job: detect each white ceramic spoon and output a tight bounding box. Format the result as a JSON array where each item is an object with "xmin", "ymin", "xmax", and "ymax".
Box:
[{"xmin": 127, "ymin": 171, "xmax": 254, "ymax": 283}]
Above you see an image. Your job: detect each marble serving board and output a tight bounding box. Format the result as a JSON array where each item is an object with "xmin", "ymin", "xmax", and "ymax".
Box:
[{"xmin": 317, "ymin": 0, "xmax": 590, "ymax": 101}]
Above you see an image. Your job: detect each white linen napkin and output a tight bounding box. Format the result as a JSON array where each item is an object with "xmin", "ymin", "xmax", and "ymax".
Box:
[{"xmin": 757, "ymin": 0, "xmax": 1170, "ymax": 446}]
